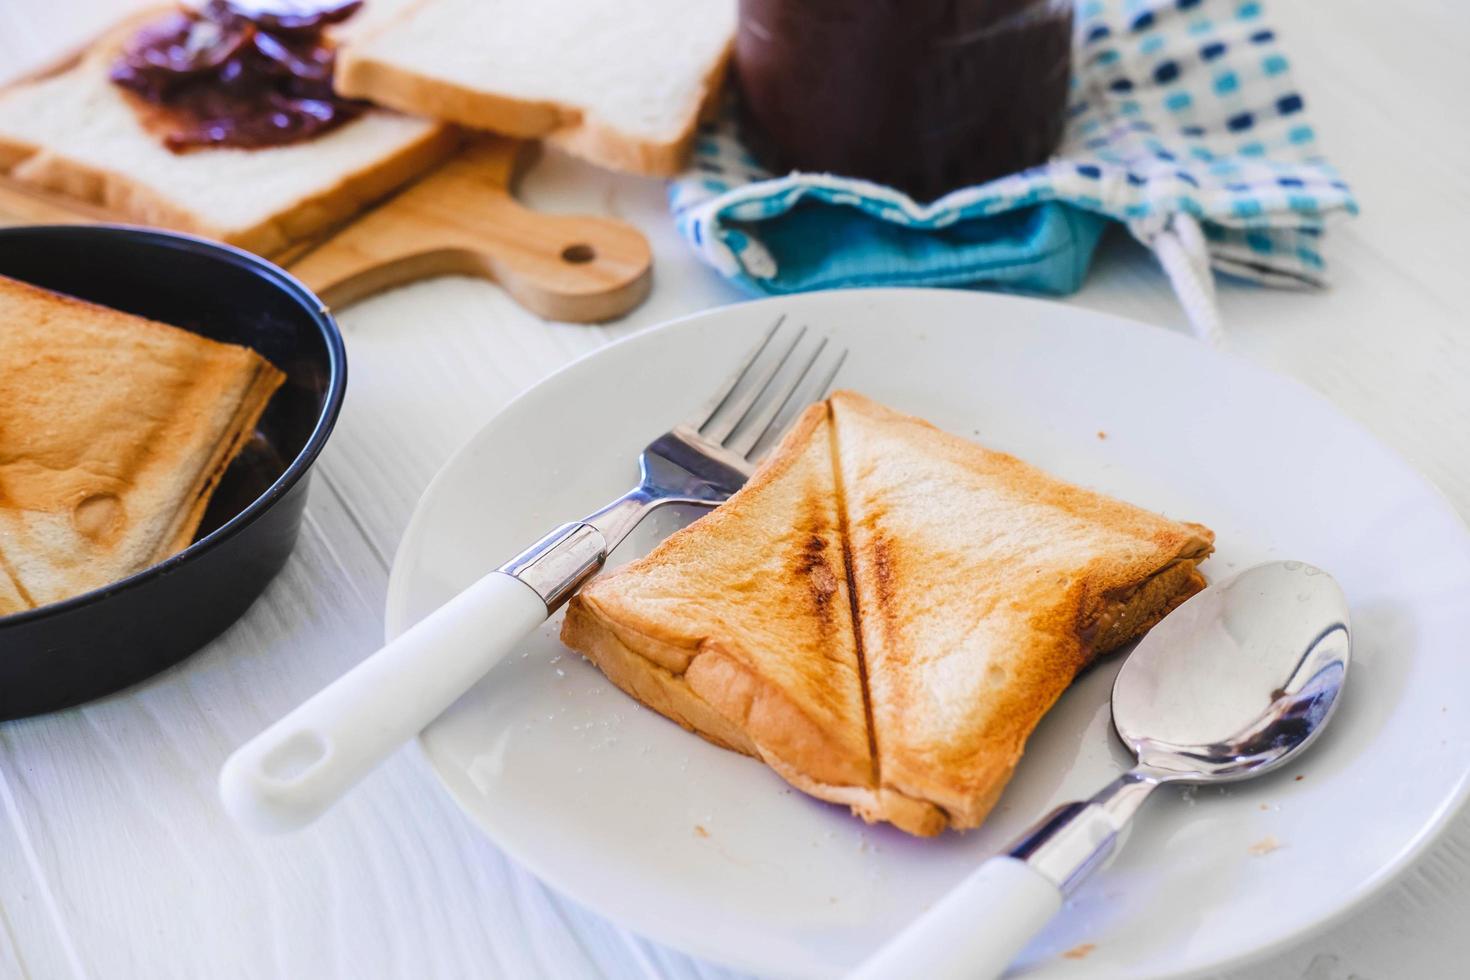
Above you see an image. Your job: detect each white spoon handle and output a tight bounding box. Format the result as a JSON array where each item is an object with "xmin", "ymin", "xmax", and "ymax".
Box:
[
  {"xmin": 219, "ymin": 570, "xmax": 546, "ymax": 833},
  {"xmin": 855, "ymin": 773, "xmax": 1158, "ymax": 980},
  {"xmin": 850, "ymin": 856, "xmax": 1061, "ymax": 980}
]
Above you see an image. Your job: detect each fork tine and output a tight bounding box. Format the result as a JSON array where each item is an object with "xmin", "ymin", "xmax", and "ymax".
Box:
[
  {"xmin": 814, "ymin": 347, "xmax": 847, "ymax": 401},
  {"xmin": 686, "ymin": 315, "xmax": 785, "ymax": 432},
  {"xmin": 727, "ymin": 335, "xmax": 828, "ymax": 458},
  {"xmin": 702, "ymin": 324, "xmax": 808, "ymax": 444},
  {"xmin": 746, "ymin": 344, "xmax": 848, "ymax": 464}
]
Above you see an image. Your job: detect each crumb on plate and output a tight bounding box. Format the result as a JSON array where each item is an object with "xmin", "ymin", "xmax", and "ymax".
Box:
[
  {"xmin": 1062, "ymin": 943, "xmax": 1096, "ymax": 960},
  {"xmin": 1248, "ymin": 835, "xmax": 1282, "ymax": 856}
]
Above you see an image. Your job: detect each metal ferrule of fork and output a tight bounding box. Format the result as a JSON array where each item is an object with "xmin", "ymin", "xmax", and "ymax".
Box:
[
  {"xmin": 498, "ymin": 485, "xmax": 663, "ymax": 610},
  {"xmin": 499, "ymin": 522, "xmax": 609, "ymax": 611}
]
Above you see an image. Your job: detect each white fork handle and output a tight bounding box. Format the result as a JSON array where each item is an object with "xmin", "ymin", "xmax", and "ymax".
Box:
[
  {"xmin": 219, "ymin": 570, "xmax": 546, "ymax": 833},
  {"xmin": 849, "ymin": 857, "xmax": 1061, "ymax": 980}
]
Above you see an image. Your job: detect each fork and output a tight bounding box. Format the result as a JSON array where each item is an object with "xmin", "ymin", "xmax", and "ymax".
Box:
[{"xmin": 220, "ymin": 318, "xmax": 845, "ymax": 833}]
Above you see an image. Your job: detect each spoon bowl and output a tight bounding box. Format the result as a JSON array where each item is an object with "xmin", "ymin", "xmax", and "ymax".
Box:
[{"xmin": 1113, "ymin": 560, "xmax": 1351, "ymax": 782}]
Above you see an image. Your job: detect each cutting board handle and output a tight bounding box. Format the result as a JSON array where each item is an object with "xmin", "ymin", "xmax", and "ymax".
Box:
[{"xmin": 288, "ymin": 137, "xmax": 652, "ymax": 323}]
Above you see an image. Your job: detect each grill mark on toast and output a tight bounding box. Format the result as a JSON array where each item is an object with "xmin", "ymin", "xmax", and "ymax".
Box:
[
  {"xmin": 826, "ymin": 401, "xmax": 880, "ymax": 790},
  {"xmin": 792, "ymin": 490, "xmax": 840, "ymax": 638},
  {"xmin": 868, "ymin": 536, "xmax": 901, "ymax": 657}
]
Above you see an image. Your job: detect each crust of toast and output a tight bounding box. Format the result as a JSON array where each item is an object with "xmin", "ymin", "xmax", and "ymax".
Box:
[
  {"xmin": 0, "ymin": 10, "xmax": 458, "ymax": 256},
  {"xmin": 335, "ymin": 1, "xmax": 733, "ymax": 177},
  {"xmin": 160, "ymin": 361, "xmax": 282, "ymax": 557},
  {"xmin": 2, "ymin": 126, "xmax": 457, "ymax": 256}
]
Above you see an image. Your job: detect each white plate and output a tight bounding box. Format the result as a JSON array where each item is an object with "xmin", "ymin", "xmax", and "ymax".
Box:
[{"xmin": 386, "ymin": 289, "xmax": 1470, "ymax": 979}]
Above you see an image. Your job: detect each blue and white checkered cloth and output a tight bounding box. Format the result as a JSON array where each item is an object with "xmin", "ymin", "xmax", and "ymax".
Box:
[{"xmin": 669, "ymin": 0, "xmax": 1358, "ymax": 341}]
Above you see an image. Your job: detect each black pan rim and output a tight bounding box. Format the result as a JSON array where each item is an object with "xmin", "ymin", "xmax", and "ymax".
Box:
[{"xmin": 0, "ymin": 223, "xmax": 347, "ymax": 629}]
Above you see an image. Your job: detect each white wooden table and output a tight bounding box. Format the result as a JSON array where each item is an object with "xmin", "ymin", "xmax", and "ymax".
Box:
[{"xmin": 3, "ymin": 2, "xmax": 1468, "ymax": 977}]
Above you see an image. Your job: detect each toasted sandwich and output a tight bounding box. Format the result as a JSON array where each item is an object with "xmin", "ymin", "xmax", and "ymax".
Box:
[
  {"xmin": 562, "ymin": 391, "xmax": 1214, "ymax": 835},
  {"xmin": 0, "ymin": 275, "xmax": 285, "ymax": 616}
]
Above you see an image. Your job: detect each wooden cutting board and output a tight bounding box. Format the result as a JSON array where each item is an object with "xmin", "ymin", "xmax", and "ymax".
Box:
[{"xmin": 0, "ymin": 135, "xmax": 653, "ymax": 323}]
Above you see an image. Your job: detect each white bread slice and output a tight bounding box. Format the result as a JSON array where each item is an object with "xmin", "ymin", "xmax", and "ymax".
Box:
[
  {"xmin": 0, "ymin": 14, "xmax": 456, "ymax": 256},
  {"xmin": 0, "ymin": 274, "xmax": 285, "ymax": 616},
  {"xmin": 337, "ymin": 0, "xmax": 736, "ymax": 176}
]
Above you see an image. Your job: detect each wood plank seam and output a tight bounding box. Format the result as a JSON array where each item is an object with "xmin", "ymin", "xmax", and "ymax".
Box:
[
  {"xmin": 0, "ymin": 761, "xmax": 89, "ymax": 980},
  {"xmin": 315, "ymin": 470, "xmax": 394, "ymax": 574}
]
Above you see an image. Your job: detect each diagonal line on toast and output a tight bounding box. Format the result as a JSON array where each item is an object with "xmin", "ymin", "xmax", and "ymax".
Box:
[{"xmin": 826, "ymin": 400, "xmax": 880, "ymax": 792}]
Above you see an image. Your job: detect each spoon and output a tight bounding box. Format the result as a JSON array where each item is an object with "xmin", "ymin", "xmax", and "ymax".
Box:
[{"xmin": 851, "ymin": 560, "xmax": 1351, "ymax": 980}]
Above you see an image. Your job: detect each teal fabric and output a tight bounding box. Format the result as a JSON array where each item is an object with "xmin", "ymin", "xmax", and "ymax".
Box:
[{"xmin": 730, "ymin": 202, "xmax": 1109, "ymax": 296}]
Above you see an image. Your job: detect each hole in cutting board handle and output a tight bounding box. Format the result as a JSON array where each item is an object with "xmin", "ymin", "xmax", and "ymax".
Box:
[{"xmin": 560, "ymin": 243, "xmax": 596, "ymax": 264}]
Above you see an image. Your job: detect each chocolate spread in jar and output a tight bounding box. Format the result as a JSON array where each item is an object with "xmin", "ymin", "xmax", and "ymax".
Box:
[
  {"xmin": 734, "ymin": 0, "xmax": 1074, "ymax": 201},
  {"xmin": 109, "ymin": 0, "xmax": 365, "ymax": 153}
]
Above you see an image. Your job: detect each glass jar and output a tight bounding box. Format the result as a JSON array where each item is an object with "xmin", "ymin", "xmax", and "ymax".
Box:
[{"xmin": 734, "ymin": 0, "xmax": 1074, "ymax": 201}]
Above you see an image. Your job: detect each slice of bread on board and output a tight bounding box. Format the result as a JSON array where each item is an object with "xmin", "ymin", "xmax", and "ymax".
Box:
[
  {"xmin": 337, "ymin": 0, "xmax": 736, "ymax": 176},
  {"xmin": 0, "ymin": 274, "xmax": 285, "ymax": 616},
  {"xmin": 0, "ymin": 11, "xmax": 456, "ymax": 256}
]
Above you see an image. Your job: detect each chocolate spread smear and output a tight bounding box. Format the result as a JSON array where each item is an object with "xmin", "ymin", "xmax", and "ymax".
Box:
[{"xmin": 109, "ymin": 0, "xmax": 365, "ymax": 153}]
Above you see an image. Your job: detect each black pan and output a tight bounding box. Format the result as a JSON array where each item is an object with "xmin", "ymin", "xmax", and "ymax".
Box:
[{"xmin": 0, "ymin": 225, "xmax": 346, "ymax": 720}]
